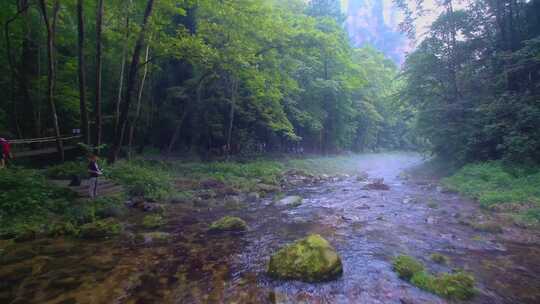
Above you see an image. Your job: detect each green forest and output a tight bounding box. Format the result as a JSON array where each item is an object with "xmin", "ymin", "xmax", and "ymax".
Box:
[{"xmin": 1, "ymin": 0, "xmax": 540, "ymax": 303}]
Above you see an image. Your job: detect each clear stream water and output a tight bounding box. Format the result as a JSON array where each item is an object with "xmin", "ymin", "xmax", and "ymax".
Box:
[{"xmin": 1, "ymin": 152, "xmax": 539, "ymax": 304}]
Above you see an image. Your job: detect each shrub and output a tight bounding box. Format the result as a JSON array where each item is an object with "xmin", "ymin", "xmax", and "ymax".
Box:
[
  {"xmin": 44, "ymin": 161, "xmax": 88, "ymax": 179},
  {"xmin": 107, "ymin": 161, "xmax": 173, "ymax": 200}
]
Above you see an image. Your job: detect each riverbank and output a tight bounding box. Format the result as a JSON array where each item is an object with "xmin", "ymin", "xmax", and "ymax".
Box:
[{"xmin": 1, "ymin": 153, "xmax": 539, "ymax": 303}]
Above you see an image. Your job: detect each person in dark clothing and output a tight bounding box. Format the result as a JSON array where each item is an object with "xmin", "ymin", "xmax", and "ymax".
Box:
[{"xmin": 88, "ymin": 154, "xmax": 103, "ymax": 199}]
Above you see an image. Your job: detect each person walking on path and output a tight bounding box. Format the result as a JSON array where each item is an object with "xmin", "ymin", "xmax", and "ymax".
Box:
[
  {"xmin": 0, "ymin": 137, "xmax": 13, "ymax": 169},
  {"xmin": 88, "ymin": 154, "xmax": 103, "ymax": 199}
]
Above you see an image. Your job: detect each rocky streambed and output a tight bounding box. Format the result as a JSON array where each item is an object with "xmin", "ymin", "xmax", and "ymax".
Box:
[{"xmin": 1, "ymin": 152, "xmax": 540, "ymax": 303}]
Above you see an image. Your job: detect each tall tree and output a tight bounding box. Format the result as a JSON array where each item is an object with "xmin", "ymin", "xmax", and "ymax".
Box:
[
  {"xmin": 77, "ymin": 0, "xmax": 90, "ymax": 145},
  {"xmin": 94, "ymin": 0, "xmax": 104, "ymax": 150},
  {"xmin": 38, "ymin": 0, "xmax": 64, "ymax": 161},
  {"xmin": 109, "ymin": 0, "xmax": 155, "ymax": 163}
]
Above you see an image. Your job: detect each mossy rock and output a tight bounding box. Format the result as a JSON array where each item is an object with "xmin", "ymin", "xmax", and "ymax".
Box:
[
  {"xmin": 79, "ymin": 219, "xmax": 121, "ymax": 239},
  {"xmin": 208, "ymin": 216, "xmax": 248, "ymax": 232},
  {"xmin": 411, "ymin": 270, "xmax": 476, "ymax": 300},
  {"xmin": 430, "ymin": 253, "xmax": 449, "ymax": 265},
  {"xmin": 142, "ymin": 215, "xmax": 166, "ymax": 229},
  {"xmin": 392, "ymin": 255, "xmax": 424, "ymax": 280},
  {"xmin": 267, "ymin": 234, "xmax": 343, "ymax": 282}
]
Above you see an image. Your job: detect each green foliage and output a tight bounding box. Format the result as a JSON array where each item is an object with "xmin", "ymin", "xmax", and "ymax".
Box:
[
  {"xmin": 172, "ymin": 160, "xmax": 284, "ymax": 191},
  {"xmin": 443, "ymin": 162, "xmax": 540, "ymax": 222},
  {"xmin": 401, "ymin": 0, "xmax": 540, "ymax": 163},
  {"xmin": 44, "ymin": 161, "xmax": 88, "ymax": 179},
  {"xmin": 108, "ymin": 161, "xmax": 173, "ymax": 200},
  {"xmin": 0, "ymin": 169, "xmax": 75, "ymax": 217}
]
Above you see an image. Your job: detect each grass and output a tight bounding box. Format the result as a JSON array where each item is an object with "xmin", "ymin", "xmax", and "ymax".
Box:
[
  {"xmin": 443, "ymin": 162, "xmax": 540, "ymax": 224},
  {"xmin": 393, "ymin": 255, "xmax": 476, "ymax": 300}
]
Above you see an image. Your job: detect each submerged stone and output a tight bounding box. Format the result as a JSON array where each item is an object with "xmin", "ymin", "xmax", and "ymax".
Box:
[
  {"xmin": 208, "ymin": 216, "xmax": 248, "ymax": 232},
  {"xmin": 277, "ymin": 196, "xmax": 303, "ymax": 207},
  {"xmin": 267, "ymin": 234, "xmax": 343, "ymax": 282}
]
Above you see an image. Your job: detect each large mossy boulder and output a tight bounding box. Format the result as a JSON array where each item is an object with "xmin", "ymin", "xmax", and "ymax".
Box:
[
  {"xmin": 267, "ymin": 234, "xmax": 343, "ymax": 282},
  {"xmin": 208, "ymin": 216, "xmax": 248, "ymax": 232}
]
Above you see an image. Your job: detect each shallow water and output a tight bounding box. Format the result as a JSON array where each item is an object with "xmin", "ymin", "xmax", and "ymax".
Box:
[{"xmin": 1, "ymin": 152, "xmax": 539, "ymax": 303}]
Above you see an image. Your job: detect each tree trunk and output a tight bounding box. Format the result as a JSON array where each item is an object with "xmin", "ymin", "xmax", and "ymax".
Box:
[
  {"xmin": 77, "ymin": 0, "xmax": 90, "ymax": 145},
  {"xmin": 19, "ymin": 0, "xmax": 37, "ymax": 138},
  {"xmin": 39, "ymin": 0, "xmax": 64, "ymax": 161},
  {"xmin": 115, "ymin": 3, "xmax": 131, "ymax": 130},
  {"xmin": 128, "ymin": 44, "xmax": 150, "ymax": 158},
  {"xmin": 109, "ymin": 0, "xmax": 155, "ymax": 163},
  {"xmin": 94, "ymin": 0, "xmax": 104, "ymax": 151},
  {"xmin": 226, "ymin": 77, "xmax": 238, "ymax": 159}
]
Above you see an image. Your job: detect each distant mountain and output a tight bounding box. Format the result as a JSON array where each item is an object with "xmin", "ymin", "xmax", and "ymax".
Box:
[{"xmin": 343, "ymin": 0, "xmax": 410, "ymax": 65}]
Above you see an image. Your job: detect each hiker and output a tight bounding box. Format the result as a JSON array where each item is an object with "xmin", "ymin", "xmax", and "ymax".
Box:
[
  {"xmin": 0, "ymin": 137, "xmax": 13, "ymax": 169},
  {"xmin": 87, "ymin": 154, "xmax": 103, "ymax": 199}
]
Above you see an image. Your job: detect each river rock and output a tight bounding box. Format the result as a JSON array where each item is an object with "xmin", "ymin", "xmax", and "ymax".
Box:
[
  {"xmin": 277, "ymin": 196, "xmax": 303, "ymax": 207},
  {"xmin": 247, "ymin": 192, "xmax": 260, "ymax": 201},
  {"xmin": 138, "ymin": 232, "xmax": 172, "ymax": 244},
  {"xmin": 267, "ymin": 234, "xmax": 343, "ymax": 282},
  {"xmin": 208, "ymin": 216, "xmax": 248, "ymax": 232}
]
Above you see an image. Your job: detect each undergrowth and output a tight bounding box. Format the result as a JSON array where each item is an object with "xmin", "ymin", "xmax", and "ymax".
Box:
[{"xmin": 443, "ymin": 162, "xmax": 540, "ymax": 224}]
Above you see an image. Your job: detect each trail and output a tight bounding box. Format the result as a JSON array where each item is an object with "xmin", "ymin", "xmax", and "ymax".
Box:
[{"xmin": 1, "ymin": 153, "xmax": 539, "ymax": 304}]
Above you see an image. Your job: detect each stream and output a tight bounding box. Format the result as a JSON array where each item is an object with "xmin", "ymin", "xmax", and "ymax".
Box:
[{"xmin": 1, "ymin": 152, "xmax": 539, "ymax": 303}]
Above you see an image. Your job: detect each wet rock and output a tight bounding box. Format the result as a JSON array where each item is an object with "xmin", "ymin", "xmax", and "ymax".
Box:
[
  {"xmin": 138, "ymin": 232, "xmax": 172, "ymax": 244},
  {"xmin": 79, "ymin": 218, "xmax": 121, "ymax": 239},
  {"xmin": 247, "ymin": 192, "xmax": 260, "ymax": 201},
  {"xmin": 257, "ymin": 183, "xmax": 281, "ymax": 194},
  {"xmin": 208, "ymin": 216, "xmax": 248, "ymax": 232},
  {"xmin": 200, "ymin": 178, "xmax": 226, "ymax": 189},
  {"xmin": 125, "ymin": 197, "xmax": 164, "ymax": 213},
  {"xmin": 142, "ymin": 214, "xmax": 166, "ymax": 229},
  {"xmin": 277, "ymin": 196, "xmax": 303, "ymax": 207},
  {"xmin": 362, "ymin": 178, "xmax": 390, "ymax": 191},
  {"xmin": 267, "ymin": 234, "xmax": 343, "ymax": 282}
]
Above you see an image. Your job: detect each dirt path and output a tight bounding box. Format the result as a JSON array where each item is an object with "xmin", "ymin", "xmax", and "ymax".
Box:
[{"xmin": 1, "ymin": 153, "xmax": 539, "ymax": 304}]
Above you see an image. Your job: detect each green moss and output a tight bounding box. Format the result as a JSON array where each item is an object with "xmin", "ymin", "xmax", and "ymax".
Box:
[
  {"xmin": 208, "ymin": 216, "xmax": 248, "ymax": 232},
  {"xmin": 430, "ymin": 253, "xmax": 449, "ymax": 265},
  {"xmin": 393, "ymin": 255, "xmax": 476, "ymax": 300},
  {"xmin": 142, "ymin": 215, "xmax": 166, "ymax": 229},
  {"xmin": 267, "ymin": 234, "xmax": 343, "ymax": 282},
  {"xmin": 392, "ymin": 255, "xmax": 424, "ymax": 280}
]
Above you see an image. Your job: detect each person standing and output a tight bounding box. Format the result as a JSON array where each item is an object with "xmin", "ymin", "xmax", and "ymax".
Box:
[
  {"xmin": 0, "ymin": 138, "xmax": 13, "ymax": 169},
  {"xmin": 87, "ymin": 154, "xmax": 103, "ymax": 199}
]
